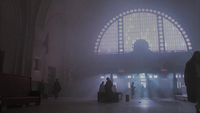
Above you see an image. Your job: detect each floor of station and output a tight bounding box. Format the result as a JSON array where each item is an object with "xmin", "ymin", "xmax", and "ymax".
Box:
[{"xmin": 2, "ymin": 97, "xmax": 197, "ymax": 113}]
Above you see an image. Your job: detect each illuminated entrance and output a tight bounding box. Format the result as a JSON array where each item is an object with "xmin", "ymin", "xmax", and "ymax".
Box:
[
  {"xmin": 99, "ymin": 73, "xmax": 185, "ymax": 98},
  {"xmin": 94, "ymin": 8, "xmax": 192, "ymax": 98}
]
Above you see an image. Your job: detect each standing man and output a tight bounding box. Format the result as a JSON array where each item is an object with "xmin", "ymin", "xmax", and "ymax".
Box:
[
  {"xmin": 105, "ymin": 77, "xmax": 113, "ymax": 101},
  {"xmin": 38, "ymin": 79, "xmax": 44, "ymax": 98},
  {"xmin": 131, "ymin": 82, "xmax": 136, "ymax": 99},
  {"xmin": 99, "ymin": 81, "xmax": 105, "ymax": 92},
  {"xmin": 184, "ymin": 51, "xmax": 200, "ymax": 113},
  {"xmin": 53, "ymin": 79, "xmax": 62, "ymax": 99}
]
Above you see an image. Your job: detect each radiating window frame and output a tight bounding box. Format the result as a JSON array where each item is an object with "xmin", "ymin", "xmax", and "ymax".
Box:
[{"xmin": 94, "ymin": 8, "xmax": 192, "ymax": 55}]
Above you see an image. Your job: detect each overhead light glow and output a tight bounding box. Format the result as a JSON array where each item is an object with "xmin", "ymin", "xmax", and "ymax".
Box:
[{"xmin": 154, "ymin": 75, "xmax": 158, "ymax": 78}]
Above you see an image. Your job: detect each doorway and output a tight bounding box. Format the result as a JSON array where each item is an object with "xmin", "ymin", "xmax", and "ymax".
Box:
[{"xmin": 47, "ymin": 66, "xmax": 56, "ymax": 96}]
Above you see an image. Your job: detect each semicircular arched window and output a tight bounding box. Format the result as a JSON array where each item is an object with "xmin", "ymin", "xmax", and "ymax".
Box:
[{"xmin": 94, "ymin": 8, "xmax": 192, "ymax": 55}]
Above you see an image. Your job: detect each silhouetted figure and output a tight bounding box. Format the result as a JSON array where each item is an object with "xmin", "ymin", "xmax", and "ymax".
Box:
[
  {"xmin": 112, "ymin": 85, "xmax": 117, "ymax": 92},
  {"xmin": 38, "ymin": 79, "xmax": 44, "ymax": 97},
  {"xmin": 131, "ymin": 39, "xmax": 153, "ymax": 55},
  {"xmin": 105, "ymin": 77, "xmax": 113, "ymax": 101},
  {"xmin": 53, "ymin": 79, "xmax": 62, "ymax": 99},
  {"xmin": 131, "ymin": 82, "xmax": 136, "ymax": 99},
  {"xmin": 99, "ymin": 81, "xmax": 105, "ymax": 92},
  {"xmin": 184, "ymin": 51, "xmax": 200, "ymax": 113},
  {"xmin": 130, "ymin": 39, "xmax": 154, "ymax": 71},
  {"xmin": 140, "ymin": 84, "xmax": 145, "ymax": 98}
]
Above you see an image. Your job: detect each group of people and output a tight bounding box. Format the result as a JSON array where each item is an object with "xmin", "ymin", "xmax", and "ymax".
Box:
[
  {"xmin": 99, "ymin": 77, "xmax": 114, "ymax": 93},
  {"xmin": 99, "ymin": 77, "xmax": 137, "ymax": 101},
  {"xmin": 38, "ymin": 78, "xmax": 62, "ymax": 99},
  {"xmin": 36, "ymin": 51, "xmax": 200, "ymax": 112},
  {"xmin": 99, "ymin": 77, "xmax": 116, "ymax": 101},
  {"xmin": 99, "ymin": 77, "xmax": 118, "ymax": 93}
]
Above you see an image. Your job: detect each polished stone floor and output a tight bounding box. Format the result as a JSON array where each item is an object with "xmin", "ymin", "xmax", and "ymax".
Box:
[{"xmin": 2, "ymin": 97, "xmax": 196, "ymax": 113}]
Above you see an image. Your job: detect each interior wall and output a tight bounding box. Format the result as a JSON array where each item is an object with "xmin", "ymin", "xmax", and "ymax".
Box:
[
  {"xmin": 1, "ymin": 0, "xmax": 199, "ymax": 98},
  {"xmin": 1, "ymin": 0, "xmax": 28, "ymax": 75},
  {"xmin": 68, "ymin": 0, "xmax": 199, "ymax": 77}
]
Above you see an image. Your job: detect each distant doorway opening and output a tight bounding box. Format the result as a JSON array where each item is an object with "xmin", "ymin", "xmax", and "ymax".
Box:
[{"xmin": 47, "ymin": 66, "xmax": 56, "ymax": 96}]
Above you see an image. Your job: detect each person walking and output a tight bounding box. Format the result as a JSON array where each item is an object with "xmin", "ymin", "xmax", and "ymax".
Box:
[{"xmin": 53, "ymin": 79, "xmax": 62, "ymax": 99}]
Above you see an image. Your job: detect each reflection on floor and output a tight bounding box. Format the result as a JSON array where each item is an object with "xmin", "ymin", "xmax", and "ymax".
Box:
[{"xmin": 2, "ymin": 97, "xmax": 196, "ymax": 113}]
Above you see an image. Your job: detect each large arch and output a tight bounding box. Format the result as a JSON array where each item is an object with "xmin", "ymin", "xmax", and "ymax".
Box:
[{"xmin": 94, "ymin": 8, "xmax": 192, "ymax": 55}]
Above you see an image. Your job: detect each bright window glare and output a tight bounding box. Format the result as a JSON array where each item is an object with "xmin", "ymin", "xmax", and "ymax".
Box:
[
  {"xmin": 177, "ymin": 82, "xmax": 181, "ymax": 88},
  {"xmin": 154, "ymin": 75, "xmax": 158, "ymax": 78},
  {"xmin": 128, "ymin": 76, "xmax": 131, "ymax": 78},
  {"xmin": 163, "ymin": 18, "xmax": 187, "ymax": 52},
  {"xmin": 149, "ymin": 75, "xmax": 152, "ymax": 78},
  {"xmin": 101, "ymin": 76, "xmax": 104, "ymax": 79},
  {"xmin": 98, "ymin": 21, "xmax": 118, "ymax": 54},
  {"xmin": 123, "ymin": 13, "xmax": 159, "ymax": 53},
  {"xmin": 95, "ymin": 9, "xmax": 191, "ymax": 55},
  {"xmin": 128, "ymin": 82, "xmax": 131, "ymax": 88},
  {"xmin": 140, "ymin": 73, "xmax": 146, "ymax": 78},
  {"xmin": 105, "ymin": 74, "xmax": 110, "ymax": 79},
  {"xmin": 113, "ymin": 75, "xmax": 118, "ymax": 79},
  {"xmin": 141, "ymin": 82, "xmax": 146, "ymax": 88},
  {"xmin": 177, "ymin": 82, "xmax": 179, "ymax": 88}
]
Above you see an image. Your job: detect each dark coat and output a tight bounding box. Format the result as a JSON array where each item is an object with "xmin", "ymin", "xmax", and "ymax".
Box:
[
  {"xmin": 184, "ymin": 61, "xmax": 197, "ymax": 103},
  {"xmin": 53, "ymin": 81, "xmax": 62, "ymax": 92},
  {"xmin": 99, "ymin": 83, "xmax": 105, "ymax": 92},
  {"xmin": 131, "ymin": 84, "xmax": 136, "ymax": 95},
  {"xmin": 105, "ymin": 79, "xmax": 113, "ymax": 93}
]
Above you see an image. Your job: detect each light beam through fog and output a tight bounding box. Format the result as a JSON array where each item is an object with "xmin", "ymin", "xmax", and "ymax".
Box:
[{"xmin": 67, "ymin": 73, "xmax": 185, "ymax": 99}]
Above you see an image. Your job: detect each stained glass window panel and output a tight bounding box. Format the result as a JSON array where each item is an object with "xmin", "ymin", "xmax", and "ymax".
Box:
[
  {"xmin": 98, "ymin": 21, "xmax": 118, "ymax": 54},
  {"xmin": 95, "ymin": 9, "xmax": 191, "ymax": 55},
  {"xmin": 163, "ymin": 18, "xmax": 187, "ymax": 52},
  {"xmin": 123, "ymin": 13, "xmax": 159, "ymax": 53}
]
